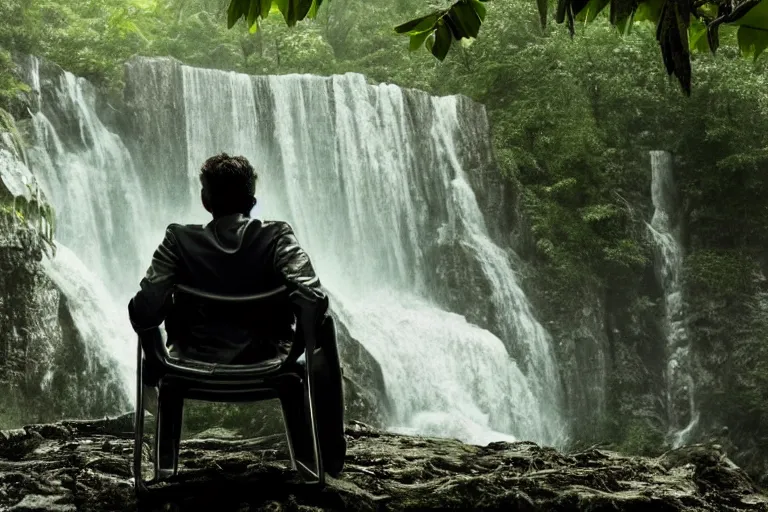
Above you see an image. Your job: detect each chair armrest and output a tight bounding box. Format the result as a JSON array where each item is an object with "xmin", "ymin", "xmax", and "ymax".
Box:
[
  {"xmin": 137, "ymin": 326, "xmax": 167, "ymax": 364},
  {"xmin": 290, "ymin": 289, "xmax": 328, "ymax": 353}
]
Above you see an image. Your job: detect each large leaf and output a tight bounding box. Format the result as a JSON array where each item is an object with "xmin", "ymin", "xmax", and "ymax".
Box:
[
  {"xmin": 634, "ymin": 0, "xmax": 664, "ymax": 23},
  {"xmin": 705, "ymin": 0, "xmax": 764, "ymax": 54},
  {"xmin": 610, "ymin": 0, "xmax": 636, "ymax": 34},
  {"xmin": 737, "ymin": 24, "xmax": 768, "ymax": 58},
  {"xmin": 473, "ymin": 0, "xmax": 488, "ymax": 22},
  {"xmin": 410, "ymin": 29, "xmax": 433, "ymax": 51},
  {"xmin": 731, "ymin": 0, "xmax": 768, "ymax": 59},
  {"xmin": 448, "ymin": 1, "xmax": 482, "ymax": 39},
  {"xmin": 688, "ymin": 17, "xmax": 710, "ymax": 52},
  {"xmin": 429, "ymin": 21, "xmax": 452, "ymax": 60},
  {"xmin": 395, "ymin": 13, "xmax": 440, "ymax": 34},
  {"xmin": 308, "ymin": 0, "xmax": 324, "ymax": 19},
  {"xmin": 273, "ymin": 0, "xmax": 294, "ymax": 25},
  {"xmin": 576, "ymin": 0, "xmax": 611, "ymax": 23},
  {"xmin": 227, "ymin": 0, "xmax": 249, "ymax": 28},
  {"xmin": 297, "ymin": 0, "xmax": 313, "ymax": 21},
  {"xmin": 537, "ymin": 0, "xmax": 548, "ymax": 27},
  {"xmin": 557, "ymin": 0, "xmax": 590, "ymax": 34},
  {"xmin": 728, "ymin": 0, "xmax": 766, "ymax": 26},
  {"xmin": 246, "ymin": 0, "xmax": 260, "ymax": 29},
  {"xmin": 656, "ymin": 0, "xmax": 692, "ymax": 94},
  {"xmin": 260, "ymin": 0, "xmax": 272, "ymax": 19}
]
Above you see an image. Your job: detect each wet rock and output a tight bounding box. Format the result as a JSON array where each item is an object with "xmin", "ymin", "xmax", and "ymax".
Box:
[
  {"xmin": 0, "ymin": 141, "xmax": 128, "ymax": 430},
  {"xmin": 0, "ymin": 415, "xmax": 765, "ymax": 511},
  {"xmin": 330, "ymin": 310, "xmax": 391, "ymax": 427},
  {"xmin": 9, "ymin": 494, "xmax": 76, "ymax": 512},
  {"xmin": 0, "ymin": 429, "xmax": 43, "ymax": 460}
]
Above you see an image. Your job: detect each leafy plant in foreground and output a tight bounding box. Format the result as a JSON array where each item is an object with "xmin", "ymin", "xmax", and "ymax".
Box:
[{"xmin": 226, "ymin": 0, "xmax": 768, "ymax": 93}]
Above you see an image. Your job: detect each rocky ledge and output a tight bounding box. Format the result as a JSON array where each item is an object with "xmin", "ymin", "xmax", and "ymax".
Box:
[{"xmin": 0, "ymin": 414, "xmax": 766, "ymax": 511}]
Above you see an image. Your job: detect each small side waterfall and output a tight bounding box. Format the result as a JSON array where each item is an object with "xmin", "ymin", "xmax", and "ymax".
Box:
[{"xmin": 647, "ymin": 150, "xmax": 698, "ymax": 447}]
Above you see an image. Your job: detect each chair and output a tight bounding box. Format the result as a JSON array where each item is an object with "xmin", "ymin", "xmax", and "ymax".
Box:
[{"xmin": 133, "ymin": 285, "xmax": 329, "ymax": 498}]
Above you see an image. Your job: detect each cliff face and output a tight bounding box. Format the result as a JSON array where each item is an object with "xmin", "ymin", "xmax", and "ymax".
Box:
[
  {"xmin": 0, "ymin": 117, "xmax": 127, "ymax": 428},
  {"xmin": 0, "ymin": 414, "xmax": 766, "ymax": 511},
  {"xmin": 462, "ymin": 147, "xmax": 768, "ymax": 485}
]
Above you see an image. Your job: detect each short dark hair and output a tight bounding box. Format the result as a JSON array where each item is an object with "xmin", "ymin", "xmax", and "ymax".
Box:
[{"xmin": 199, "ymin": 153, "xmax": 257, "ymax": 215}]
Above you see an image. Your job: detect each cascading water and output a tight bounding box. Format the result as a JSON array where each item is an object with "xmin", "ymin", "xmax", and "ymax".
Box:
[
  {"xmin": 176, "ymin": 65, "xmax": 564, "ymax": 444},
  {"xmin": 42, "ymin": 244, "xmax": 135, "ymax": 397},
  {"xmin": 26, "ymin": 59, "xmax": 154, "ymax": 294},
  {"xmin": 22, "ymin": 57, "xmax": 140, "ymax": 401},
  {"xmin": 25, "ymin": 55, "xmax": 565, "ymax": 446},
  {"xmin": 647, "ymin": 150, "xmax": 698, "ymax": 447},
  {"xmin": 432, "ymin": 99, "xmax": 563, "ymax": 436}
]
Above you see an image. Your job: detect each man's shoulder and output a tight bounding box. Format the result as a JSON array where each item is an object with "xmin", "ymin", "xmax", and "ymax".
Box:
[
  {"xmin": 165, "ymin": 222, "xmax": 204, "ymax": 234},
  {"xmin": 259, "ymin": 220, "xmax": 294, "ymax": 236},
  {"xmin": 161, "ymin": 223, "xmax": 206, "ymax": 246}
]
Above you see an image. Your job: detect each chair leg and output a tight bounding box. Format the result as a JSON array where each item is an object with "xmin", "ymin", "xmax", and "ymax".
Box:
[
  {"xmin": 303, "ymin": 351, "xmax": 325, "ymax": 486},
  {"xmin": 314, "ymin": 317, "xmax": 347, "ymax": 476},
  {"xmin": 134, "ymin": 344, "xmax": 147, "ymax": 496},
  {"xmin": 311, "ymin": 345, "xmax": 346, "ymax": 476},
  {"xmin": 279, "ymin": 378, "xmax": 316, "ymax": 479},
  {"xmin": 155, "ymin": 385, "xmax": 183, "ymax": 479}
]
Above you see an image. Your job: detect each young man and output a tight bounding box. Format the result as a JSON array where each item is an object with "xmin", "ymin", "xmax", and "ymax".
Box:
[{"xmin": 129, "ymin": 153, "xmax": 345, "ymax": 475}]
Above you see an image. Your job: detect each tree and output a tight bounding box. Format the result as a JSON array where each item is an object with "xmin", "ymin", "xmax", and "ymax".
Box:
[{"xmin": 226, "ymin": 0, "xmax": 768, "ymax": 94}]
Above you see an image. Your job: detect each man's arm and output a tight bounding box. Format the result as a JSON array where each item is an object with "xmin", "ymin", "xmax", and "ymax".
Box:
[
  {"xmin": 273, "ymin": 223, "xmax": 327, "ymax": 310},
  {"xmin": 128, "ymin": 226, "xmax": 180, "ymax": 331}
]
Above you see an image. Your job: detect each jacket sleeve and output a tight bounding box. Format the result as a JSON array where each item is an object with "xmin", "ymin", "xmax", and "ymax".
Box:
[
  {"xmin": 128, "ymin": 226, "xmax": 180, "ymax": 332},
  {"xmin": 273, "ymin": 223, "xmax": 328, "ymax": 313}
]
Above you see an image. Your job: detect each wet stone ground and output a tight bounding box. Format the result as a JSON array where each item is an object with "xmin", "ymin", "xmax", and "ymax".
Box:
[{"xmin": 0, "ymin": 414, "xmax": 767, "ymax": 511}]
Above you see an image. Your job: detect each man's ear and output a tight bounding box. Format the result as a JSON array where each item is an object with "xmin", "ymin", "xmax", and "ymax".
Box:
[{"xmin": 201, "ymin": 189, "xmax": 212, "ymax": 213}]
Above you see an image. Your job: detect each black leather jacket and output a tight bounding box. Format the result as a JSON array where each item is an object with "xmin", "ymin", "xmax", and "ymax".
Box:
[{"xmin": 128, "ymin": 214, "xmax": 326, "ymax": 363}]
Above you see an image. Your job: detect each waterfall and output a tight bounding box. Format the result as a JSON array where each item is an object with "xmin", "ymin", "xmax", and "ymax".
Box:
[
  {"xmin": 42, "ymin": 244, "xmax": 134, "ymax": 400},
  {"xmin": 26, "ymin": 56, "xmax": 565, "ymax": 446},
  {"xmin": 23, "ymin": 58, "xmax": 146, "ymax": 408},
  {"xmin": 26, "ymin": 63, "xmax": 154, "ymax": 295},
  {"xmin": 176, "ymin": 65, "xmax": 564, "ymax": 444},
  {"xmin": 647, "ymin": 150, "xmax": 698, "ymax": 447}
]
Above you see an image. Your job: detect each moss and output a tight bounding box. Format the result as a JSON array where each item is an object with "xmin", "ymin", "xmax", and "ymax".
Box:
[
  {"xmin": 182, "ymin": 400, "xmax": 285, "ymax": 439},
  {"xmin": 683, "ymin": 249, "xmax": 758, "ymax": 298},
  {"xmin": 615, "ymin": 420, "xmax": 666, "ymax": 457},
  {"xmin": 0, "ymin": 107, "xmax": 24, "ymax": 157},
  {"xmin": 0, "ymin": 50, "xmax": 30, "ymax": 118}
]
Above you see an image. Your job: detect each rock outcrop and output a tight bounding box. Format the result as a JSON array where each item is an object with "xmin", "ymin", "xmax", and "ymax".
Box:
[
  {"xmin": 0, "ymin": 414, "xmax": 766, "ymax": 511},
  {"xmin": 0, "ymin": 120, "xmax": 127, "ymax": 428}
]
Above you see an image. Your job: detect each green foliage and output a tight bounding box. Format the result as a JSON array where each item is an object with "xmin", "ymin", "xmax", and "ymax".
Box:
[
  {"xmin": 227, "ymin": 0, "xmax": 326, "ymax": 31},
  {"xmin": 388, "ymin": 0, "xmax": 768, "ymax": 94},
  {"xmin": 615, "ymin": 419, "xmax": 666, "ymax": 456},
  {"xmin": 0, "ymin": 107, "xmax": 25, "ymax": 157},
  {"xmin": 182, "ymin": 399, "xmax": 283, "ymax": 438},
  {"xmin": 0, "ymin": 51, "xmax": 29, "ymax": 116},
  {"xmin": 222, "ymin": 0, "xmax": 768, "ymax": 93},
  {"xmin": 684, "ymin": 250, "xmax": 758, "ymax": 297}
]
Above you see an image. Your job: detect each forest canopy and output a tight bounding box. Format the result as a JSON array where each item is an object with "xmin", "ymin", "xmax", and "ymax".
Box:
[{"xmin": 226, "ymin": 0, "xmax": 768, "ymax": 93}]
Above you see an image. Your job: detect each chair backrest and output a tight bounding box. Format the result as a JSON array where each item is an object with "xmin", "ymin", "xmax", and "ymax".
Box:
[
  {"xmin": 174, "ymin": 284, "xmax": 288, "ymax": 303},
  {"xmin": 169, "ymin": 284, "xmax": 305, "ymax": 363}
]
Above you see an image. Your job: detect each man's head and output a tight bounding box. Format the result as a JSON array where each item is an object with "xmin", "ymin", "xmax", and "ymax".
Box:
[{"xmin": 199, "ymin": 153, "xmax": 257, "ymax": 217}]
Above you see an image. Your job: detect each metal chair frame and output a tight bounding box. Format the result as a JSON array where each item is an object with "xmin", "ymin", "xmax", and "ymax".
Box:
[{"xmin": 133, "ymin": 285, "xmax": 326, "ymax": 498}]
